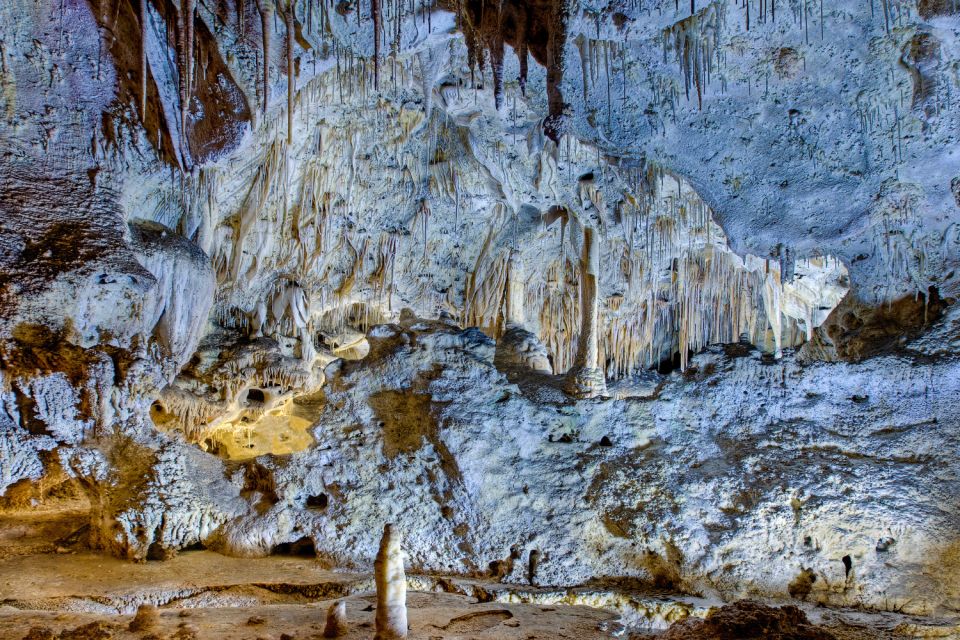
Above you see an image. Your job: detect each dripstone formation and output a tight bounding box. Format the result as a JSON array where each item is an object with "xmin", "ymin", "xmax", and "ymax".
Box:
[
  {"xmin": 374, "ymin": 524, "xmax": 408, "ymax": 640},
  {"xmin": 1, "ymin": 0, "xmax": 959, "ymax": 637}
]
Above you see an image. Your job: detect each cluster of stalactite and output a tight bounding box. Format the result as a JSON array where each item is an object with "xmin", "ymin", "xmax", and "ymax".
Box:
[
  {"xmin": 179, "ymin": 56, "xmax": 439, "ymax": 348},
  {"xmin": 460, "ymin": 161, "xmax": 847, "ymax": 377},
  {"xmin": 86, "ymin": 0, "xmax": 252, "ymax": 169},
  {"xmin": 867, "ymin": 180, "xmax": 947, "ymax": 300},
  {"xmin": 116, "ymin": 0, "xmax": 857, "ymax": 388},
  {"xmin": 663, "ymin": 2, "xmax": 724, "ymax": 109},
  {"xmin": 154, "ymin": 337, "xmax": 314, "ymax": 442},
  {"xmin": 162, "ymin": 38, "xmax": 848, "ymax": 381},
  {"xmin": 447, "ymin": 0, "xmax": 569, "ymax": 137}
]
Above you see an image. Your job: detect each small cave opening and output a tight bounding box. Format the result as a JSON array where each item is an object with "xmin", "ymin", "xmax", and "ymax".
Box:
[
  {"xmin": 306, "ymin": 493, "xmax": 328, "ymax": 510},
  {"xmin": 652, "ymin": 350, "xmax": 691, "ymax": 374},
  {"xmin": 148, "ymin": 400, "xmax": 170, "ymax": 428},
  {"xmin": 271, "ymin": 536, "xmax": 316, "ymax": 557},
  {"xmin": 202, "ymin": 438, "xmax": 222, "ymax": 456},
  {"xmin": 245, "ymin": 388, "xmax": 266, "ymax": 405},
  {"xmin": 842, "ymin": 554, "xmax": 852, "ymax": 578},
  {"xmin": 146, "ymin": 542, "xmax": 176, "ymax": 561}
]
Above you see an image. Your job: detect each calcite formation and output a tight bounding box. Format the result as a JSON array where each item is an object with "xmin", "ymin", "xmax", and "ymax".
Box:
[
  {"xmin": 322, "ymin": 600, "xmax": 348, "ymax": 638},
  {"xmin": 0, "ymin": 0, "xmax": 959, "ymax": 636},
  {"xmin": 374, "ymin": 524, "xmax": 408, "ymax": 640}
]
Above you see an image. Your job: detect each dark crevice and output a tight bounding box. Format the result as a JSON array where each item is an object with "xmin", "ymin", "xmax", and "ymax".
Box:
[{"xmin": 272, "ymin": 536, "xmax": 316, "ymax": 557}]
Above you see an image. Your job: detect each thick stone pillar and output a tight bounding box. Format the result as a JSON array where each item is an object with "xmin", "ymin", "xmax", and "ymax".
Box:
[
  {"xmin": 504, "ymin": 252, "xmax": 526, "ymax": 328},
  {"xmin": 374, "ymin": 523, "xmax": 407, "ymax": 639},
  {"xmin": 496, "ymin": 253, "xmax": 553, "ymax": 375},
  {"xmin": 565, "ymin": 225, "xmax": 606, "ymax": 397}
]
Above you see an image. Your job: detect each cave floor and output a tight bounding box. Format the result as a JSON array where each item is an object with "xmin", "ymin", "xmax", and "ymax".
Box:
[
  {"xmin": 0, "ymin": 594, "xmax": 613, "ymax": 640},
  {"xmin": 0, "ymin": 551, "xmax": 616, "ymax": 639},
  {"xmin": 0, "ymin": 551, "xmax": 956, "ymax": 639}
]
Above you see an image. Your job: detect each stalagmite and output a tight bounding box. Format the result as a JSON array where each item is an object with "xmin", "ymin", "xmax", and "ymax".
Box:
[
  {"xmin": 374, "ymin": 524, "xmax": 407, "ymax": 640},
  {"xmin": 565, "ymin": 224, "xmax": 606, "ymax": 398},
  {"xmin": 323, "ymin": 601, "xmax": 348, "ymax": 638},
  {"xmin": 528, "ymin": 549, "xmax": 541, "ymax": 585}
]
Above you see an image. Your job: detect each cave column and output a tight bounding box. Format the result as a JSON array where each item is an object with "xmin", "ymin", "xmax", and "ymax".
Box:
[
  {"xmin": 565, "ymin": 225, "xmax": 607, "ymax": 398},
  {"xmin": 761, "ymin": 262, "xmax": 784, "ymax": 359},
  {"xmin": 504, "ymin": 251, "xmax": 525, "ymax": 328}
]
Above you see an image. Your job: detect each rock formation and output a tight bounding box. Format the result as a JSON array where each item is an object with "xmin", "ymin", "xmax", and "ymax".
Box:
[
  {"xmin": 374, "ymin": 524, "xmax": 408, "ymax": 640},
  {"xmin": 0, "ymin": 0, "xmax": 959, "ymax": 636},
  {"xmin": 322, "ymin": 600, "xmax": 348, "ymax": 638},
  {"xmin": 128, "ymin": 604, "xmax": 160, "ymax": 633},
  {"xmin": 643, "ymin": 601, "xmax": 838, "ymax": 640},
  {"xmin": 564, "ymin": 223, "xmax": 607, "ymax": 397}
]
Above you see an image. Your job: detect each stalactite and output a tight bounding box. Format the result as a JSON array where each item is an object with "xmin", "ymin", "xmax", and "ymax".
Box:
[
  {"xmin": 177, "ymin": 0, "xmax": 196, "ymax": 140},
  {"xmin": 575, "ymin": 35, "xmax": 590, "ymax": 104},
  {"xmin": 177, "ymin": 3, "xmax": 188, "ymax": 133},
  {"xmin": 140, "ymin": 0, "xmax": 148, "ymax": 120},
  {"xmin": 372, "ymin": 0, "xmax": 381, "ymax": 90},
  {"xmin": 490, "ymin": 31, "xmax": 504, "ymax": 109},
  {"xmin": 664, "ymin": 3, "xmax": 722, "ymax": 110},
  {"xmin": 284, "ymin": 0, "xmax": 295, "ymax": 144},
  {"xmin": 256, "ymin": 0, "xmax": 273, "ymax": 118},
  {"xmin": 604, "ymin": 42, "xmax": 612, "ymax": 130}
]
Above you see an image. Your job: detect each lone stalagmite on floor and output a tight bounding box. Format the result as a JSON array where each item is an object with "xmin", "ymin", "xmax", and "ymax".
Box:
[{"xmin": 374, "ymin": 523, "xmax": 408, "ymax": 639}]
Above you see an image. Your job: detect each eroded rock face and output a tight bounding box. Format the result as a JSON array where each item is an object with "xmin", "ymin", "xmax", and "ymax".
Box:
[
  {"xmin": 918, "ymin": 0, "xmax": 960, "ymax": 19},
  {"xmin": 494, "ymin": 324, "xmax": 553, "ymax": 375},
  {"xmin": 168, "ymin": 317, "xmax": 959, "ymax": 615},
  {"xmin": 799, "ymin": 287, "xmax": 952, "ymax": 362}
]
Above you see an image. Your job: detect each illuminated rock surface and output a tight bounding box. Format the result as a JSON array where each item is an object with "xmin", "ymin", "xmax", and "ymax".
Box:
[{"xmin": 1, "ymin": 0, "xmax": 960, "ymax": 636}]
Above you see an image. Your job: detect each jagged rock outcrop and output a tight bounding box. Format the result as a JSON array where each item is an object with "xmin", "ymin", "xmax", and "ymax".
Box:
[
  {"xmin": 494, "ymin": 325, "xmax": 553, "ymax": 376},
  {"xmin": 643, "ymin": 601, "xmax": 837, "ymax": 640},
  {"xmin": 799, "ymin": 287, "xmax": 952, "ymax": 363},
  {"xmin": 180, "ymin": 313, "xmax": 960, "ymax": 615}
]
